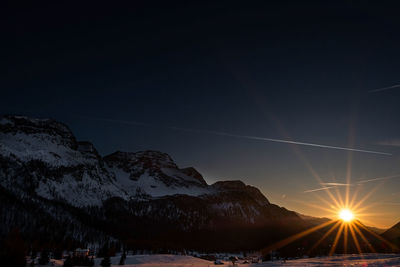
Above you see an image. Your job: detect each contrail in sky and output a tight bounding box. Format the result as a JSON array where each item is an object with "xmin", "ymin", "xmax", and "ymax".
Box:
[
  {"xmin": 80, "ymin": 116, "xmax": 391, "ymax": 156},
  {"xmin": 304, "ymin": 174, "xmax": 400, "ymax": 193},
  {"xmin": 356, "ymin": 174, "xmax": 400, "ymax": 184},
  {"xmin": 304, "ymin": 186, "xmax": 337, "ymax": 193},
  {"xmin": 320, "ymin": 182, "xmax": 351, "ymax": 186},
  {"xmin": 369, "ymin": 84, "xmax": 400, "ymax": 93}
]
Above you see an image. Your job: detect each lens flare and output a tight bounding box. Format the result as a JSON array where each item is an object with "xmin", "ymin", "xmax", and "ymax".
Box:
[
  {"xmin": 339, "ymin": 209, "xmax": 354, "ymax": 222},
  {"xmin": 259, "ymin": 125, "xmax": 398, "ymax": 256}
]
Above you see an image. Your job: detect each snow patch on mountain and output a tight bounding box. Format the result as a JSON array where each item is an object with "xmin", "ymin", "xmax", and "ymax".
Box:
[
  {"xmin": 109, "ymin": 167, "xmax": 213, "ymax": 198},
  {"xmin": 0, "ymin": 117, "xmax": 12, "ymax": 125},
  {"xmin": 0, "ymin": 115, "xmax": 272, "ymax": 210},
  {"xmin": 35, "ymin": 173, "xmax": 130, "ymax": 206},
  {"xmin": 0, "ymin": 132, "xmax": 97, "ymax": 167}
]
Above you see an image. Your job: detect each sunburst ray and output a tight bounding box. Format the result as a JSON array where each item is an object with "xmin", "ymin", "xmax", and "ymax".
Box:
[
  {"xmin": 343, "ymin": 223, "xmax": 349, "ymax": 254},
  {"xmin": 329, "ymin": 223, "xmax": 345, "ymax": 255},
  {"xmin": 352, "ymin": 183, "xmax": 384, "ymax": 211},
  {"xmin": 307, "ymin": 220, "xmax": 341, "ymax": 254},
  {"xmin": 352, "ymin": 223, "xmax": 376, "ymax": 253},
  {"xmin": 349, "ymin": 223, "xmax": 362, "ymax": 254},
  {"xmin": 262, "ymin": 220, "xmax": 337, "ymax": 253},
  {"xmin": 354, "ymin": 220, "xmax": 398, "ymax": 251}
]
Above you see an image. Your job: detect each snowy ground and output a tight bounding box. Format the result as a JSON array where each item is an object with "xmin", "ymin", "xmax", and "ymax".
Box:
[
  {"xmin": 271, "ymin": 254, "xmax": 400, "ymax": 266},
  {"xmin": 46, "ymin": 253, "xmax": 400, "ymax": 267}
]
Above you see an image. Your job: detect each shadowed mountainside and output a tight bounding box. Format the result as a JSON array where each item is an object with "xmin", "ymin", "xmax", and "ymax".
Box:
[{"xmin": 0, "ymin": 115, "xmax": 312, "ymax": 252}]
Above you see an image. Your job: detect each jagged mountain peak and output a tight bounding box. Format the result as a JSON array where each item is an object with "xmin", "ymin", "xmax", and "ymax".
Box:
[
  {"xmin": 1, "ymin": 115, "xmax": 267, "ymax": 206},
  {"xmin": 179, "ymin": 167, "xmax": 207, "ymax": 186},
  {"xmin": 77, "ymin": 141, "xmax": 101, "ymax": 156},
  {"xmin": 212, "ymin": 180, "xmax": 270, "ymax": 205},
  {"xmin": 212, "ymin": 180, "xmax": 246, "ymax": 189},
  {"xmin": 0, "ymin": 115, "xmax": 96, "ymax": 168},
  {"xmin": 0, "ymin": 115, "xmax": 313, "ymax": 251},
  {"xmin": 104, "ymin": 151, "xmax": 207, "ymax": 186},
  {"xmin": 104, "ymin": 150, "xmax": 210, "ymax": 197},
  {"xmin": 104, "ymin": 150, "xmax": 178, "ymax": 170},
  {"xmin": 0, "ymin": 115, "xmax": 76, "ymax": 148}
]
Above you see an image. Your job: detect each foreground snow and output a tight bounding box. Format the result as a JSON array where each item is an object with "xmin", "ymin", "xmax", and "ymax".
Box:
[
  {"xmin": 107, "ymin": 253, "xmax": 400, "ymax": 267},
  {"xmin": 47, "ymin": 253, "xmax": 400, "ymax": 267},
  {"xmin": 275, "ymin": 254, "xmax": 400, "ymax": 266},
  {"xmin": 95, "ymin": 254, "xmax": 213, "ymax": 266}
]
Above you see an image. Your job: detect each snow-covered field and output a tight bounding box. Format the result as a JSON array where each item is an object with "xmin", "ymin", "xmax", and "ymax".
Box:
[
  {"xmin": 273, "ymin": 254, "xmax": 400, "ymax": 266},
  {"xmin": 46, "ymin": 253, "xmax": 400, "ymax": 267},
  {"xmin": 96, "ymin": 254, "xmax": 215, "ymax": 266}
]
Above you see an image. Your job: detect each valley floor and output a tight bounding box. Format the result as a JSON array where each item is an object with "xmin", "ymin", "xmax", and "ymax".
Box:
[{"xmin": 45, "ymin": 253, "xmax": 400, "ymax": 267}]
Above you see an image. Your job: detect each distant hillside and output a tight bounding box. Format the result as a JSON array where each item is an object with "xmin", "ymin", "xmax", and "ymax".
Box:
[
  {"xmin": 382, "ymin": 221, "xmax": 400, "ymax": 247},
  {"xmin": 296, "ymin": 213, "xmax": 331, "ymax": 226}
]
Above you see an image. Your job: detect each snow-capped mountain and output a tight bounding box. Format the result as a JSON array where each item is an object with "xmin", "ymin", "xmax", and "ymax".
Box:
[
  {"xmin": 0, "ymin": 115, "xmax": 125, "ymax": 206},
  {"xmin": 0, "ymin": 115, "xmax": 273, "ymax": 209},
  {"xmin": 0, "ymin": 115, "xmax": 310, "ymax": 250},
  {"xmin": 104, "ymin": 151, "xmax": 211, "ymax": 198}
]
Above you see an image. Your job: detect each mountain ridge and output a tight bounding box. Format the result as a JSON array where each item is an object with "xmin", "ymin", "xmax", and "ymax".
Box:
[
  {"xmin": 0, "ymin": 115, "xmax": 275, "ymax": 207},
  {"xmin": 0, "ymin": 115, "xmax": 319, "ymax": 251},
  {"xmin": 382, "ymin": 221, "xmax": 400, "ymax": 246}
]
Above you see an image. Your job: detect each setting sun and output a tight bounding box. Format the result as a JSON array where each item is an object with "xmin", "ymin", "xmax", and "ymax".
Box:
[{"xmin": 339, "ymin": 209, "xmax": 354, "ymax": 222}]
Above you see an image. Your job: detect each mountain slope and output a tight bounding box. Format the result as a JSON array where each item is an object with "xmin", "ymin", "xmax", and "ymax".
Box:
[
  {"xmin": 104, "ymin": 151, "xmax": 211, "ymax": 198},
  {"xmin": 0, "ymin": 115, "xmax": 312, "ymax": 251},
  {"xmin": 0, "ymin": 115, "xmax": 126, "ymax": 207},
  {"xmin": 382, "ymin": 221, "xmax": 400, "ymax": 248}
]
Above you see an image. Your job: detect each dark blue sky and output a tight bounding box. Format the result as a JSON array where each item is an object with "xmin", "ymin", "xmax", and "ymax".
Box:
[{"xmin": 2, "ymin": 1, "xmax": 400, "ymax": 227}]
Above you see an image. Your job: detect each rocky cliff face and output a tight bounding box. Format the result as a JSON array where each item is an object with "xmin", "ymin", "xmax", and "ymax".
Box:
[
  {"xmin": 0, "ymin": 115, "xmax": 123, "ymax": 206},
  {"xmin": 104, "ymin": 150, "xmax": 211, "ymax": 198},
  {"xmin": 0, "ymin": 115, "xmax": 308, "ymax": 250}
]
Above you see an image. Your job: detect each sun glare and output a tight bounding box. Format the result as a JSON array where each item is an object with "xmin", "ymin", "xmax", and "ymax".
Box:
[
  {"xmin": 339, "ymin": 209, "xmax": 354, "ymax": 222},
  {"xmin": 261, "ymin": 142, "xmax": 399, "ymax": 256}
]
